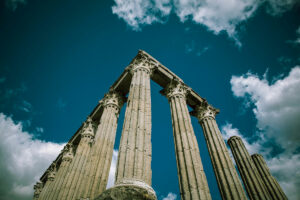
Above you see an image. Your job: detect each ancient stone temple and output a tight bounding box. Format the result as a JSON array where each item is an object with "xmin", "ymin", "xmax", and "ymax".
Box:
[{"xmin": 34, "ymin": 50, "xmax": 286, "ymax": 200}]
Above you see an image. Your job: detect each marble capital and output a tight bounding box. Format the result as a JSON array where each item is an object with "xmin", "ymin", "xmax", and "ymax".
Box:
[
  {"xmin": 47, "ymin": 163, "xmax": 56, "ymax": 181},
  {"xmin": 193, "ymin": 101, "xmax": 219, "ymax": 121},
  {"xmin": 81, "ymin": 117, "xmax": 95, "ymax": 140},
  {"xmin": 162, "ymin": 78, "xmax": 190, "ymax": 99},
  {"xmin": 61, "ymin": 143, "xmax": 74, "ymax": 162},
  {"xmin": 99, "ymin": 90, "xmax": 125, "ymax": 110}
]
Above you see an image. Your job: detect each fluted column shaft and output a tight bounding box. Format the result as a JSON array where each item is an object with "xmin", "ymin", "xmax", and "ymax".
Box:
[
  {"xmin": 77, "ymin": 91, "xmax": 124, "ymax": 200},
  {"xmin": 38, "ymin": 163, "xmax": 56, "ymax": 200},
  {"xmin": 46, "ymin": 144, "xmax": 74, "ymax": 200},
  {"xmin": 162, "ymin": 80, "xmax": 211, "ymax": 200},
  {"xmin": 115, "ymin": 63, "xmax": 153, "ymax": 186},
  {"xmin": 57, "ymin": 117, "xmax": 95, "ymax": 200},
  {"xmin": 251, "ymin": 154, "xmax": 287, "ymax": 200},
  {"xmin": 194, "ymin": 103, "xmax": 247, "ymax": 200},
  {"xmin": 228, "ymin": 136, "xmax": 271, "ymax": 200}
]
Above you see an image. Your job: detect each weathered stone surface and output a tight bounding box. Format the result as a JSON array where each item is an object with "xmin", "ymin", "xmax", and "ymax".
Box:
[
  {"xmin": 96, "ymin": 180, "xmax": 157, "ymax": 200},
  {"xmin": 192, "ymin": 101, "xmax": 247, "ymax": 200},
  {"xmin": 251, "ymin": 154, "xmax": 288, "ymax": 200},
  {"xmin": 228, "ymin": 136, "xmax": 271, "ymax": 200},
  {"xmin": 162, "ymin": 79, "xmax": 211, "ymax": 200}
]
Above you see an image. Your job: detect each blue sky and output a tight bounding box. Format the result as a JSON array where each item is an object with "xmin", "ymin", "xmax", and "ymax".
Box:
[{"xmin": 0, "ymin": 0, "xmax": 299, "ymax": 200}]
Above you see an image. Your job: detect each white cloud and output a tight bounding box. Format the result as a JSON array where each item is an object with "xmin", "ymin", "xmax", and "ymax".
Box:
[
  {"xmin": 221, "ymin": 123, "xmax": 261, "ymax": 155},
  {"xmin": 112, "ymin": 0, "xmax": 172, "ymax": 31},
  {"xmin": 106, "ymin": 149, "xmax": 118, "ymax": 189},
  {"xmin": 112, "ymin": 0, "xmax": 299, "ymax": 46},
  {"xmin": 162, "ymin": 192, "xmax": 177, "ymax": 200},
  {"xmin": 231, "ymin": 66, "xmax": 300, "ymax": 152},
  {"xmin": 0, "ymin": 113, "xmax": 64, "ymax": 200},
  {"xmin": 229, "ymin": 66, "xmax": 300, "ymax": 200}
]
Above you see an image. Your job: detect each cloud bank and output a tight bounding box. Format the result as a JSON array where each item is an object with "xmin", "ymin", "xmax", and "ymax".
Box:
[
  {"xmin": 112, "ymin": 0, "xmax": 299, "ymax": 45},
  {"xmin": 227, "ymin": 66, "xmax": 300, "ymax": 200},
  {"xmin": 0, "ymin": 113, "xmax": 64, "ymax": 200}
]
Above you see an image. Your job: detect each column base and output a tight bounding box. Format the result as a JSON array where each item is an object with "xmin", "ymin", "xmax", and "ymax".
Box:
[{"xmin": 95, "ymin": 179, "xmax": 157, "ymax": 200}]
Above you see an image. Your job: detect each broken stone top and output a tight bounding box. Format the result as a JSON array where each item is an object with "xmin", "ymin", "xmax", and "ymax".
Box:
[
  {"xmin": 163, "ymin": 78, "xmax": 191, "ymax": 99},
  {"xmin": 194, "ymin": 101, "xmax": 219, "ymax": 121},
  {"xmin": 227, "ymin": 135, "xmax": 242, "ymax": 144}
]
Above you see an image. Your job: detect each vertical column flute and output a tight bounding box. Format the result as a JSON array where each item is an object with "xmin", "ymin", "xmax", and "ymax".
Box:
[
  {"xmin": 77, "ymin": 90, "xmax": 125, "ymax": 200},
  {"xmin": 162, "ymin": 79, "xmax": 211, "ymax": 200},
  {"xmin": 38, "ymin": 163, "xmax": 56, "ymax": 200},
  {"xmin": 228, "ymin": 136, "xmax": 271, "ymax": 200},
  {"xmin": 46, "ymin": 143, "xmax": 74, "ymax": 200},
  {"xmin": 97, "ymin": 55, "xmax": 156, "ymax": 200},
  {"xmin": 57, "ymin": 117, "xmax": 95, "ymax": 200},
  {"xmin": 192, "ymin": 102, "xmax": 247, "ymax": 200},
  {"xmin": 251, "ymin": 154, "xmax": 287, "ymax": 200}
]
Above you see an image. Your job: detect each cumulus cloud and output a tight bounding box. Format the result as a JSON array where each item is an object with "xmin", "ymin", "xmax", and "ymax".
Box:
[
  {"xmin": 0, "ymin": 113, "xmax": 64, "ymax": 200},
  {"xmin": 112, "ymin": 0, "xmax": 172, "ymax": 31},
  {"xmin": 229, "ymin": 66, "xmax": 300, "ymax": 200},
  {"xmin": 230, "ymin": 66, "xmax": 300, "ymax": 152},
  {"xmin": 162, "ymin": 192, "xmax": 177, "ymax": 200},
  {"xmin": 106, "ymin": 149, "xmax": 118, "ymax": 189},
  {"xmin": 112, "ymin": 0, "xmax": 299, "ymax": 46}
]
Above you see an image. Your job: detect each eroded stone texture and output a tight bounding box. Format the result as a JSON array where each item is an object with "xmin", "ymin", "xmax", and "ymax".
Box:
[
  {"xmin": 162, "ymin": 79, "xmax": 211, "ymax": 200},
  {"xmin": 96, "ymin": 179, "xmax": 156, "ymax": 200},
  {"xmin": 33, "ymin": 182, "xmax": 43, "ymax": 200},
  {"xmin": 77, "ymin": 91, "xmax": 125, "ymax": 200},
  {"xmin": 228, "ymin": 136, "xmax": 271, "ymax": 200},
  {"xmin": 56, "ymin": 117, "xmax": 95, "ymax": 200},
  {"xmin": 45, "ymin": 143, "xmax": 74, "ymax": 200},
  {"xmin": 251, "ymin": 154, "xmax": 288, "ymax": 200},
  {"xmin": 38, "ymin": 163, "xmax": 56, "ymax": 200},
  {"xmin": 193, "ymin": 102, "xmax": 247, "ymax": 200},
  {"xmin": 111, "ymin": 54, "xmax": 156, "ymax": 199}
]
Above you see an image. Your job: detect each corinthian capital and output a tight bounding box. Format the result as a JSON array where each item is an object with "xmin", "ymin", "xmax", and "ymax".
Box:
[
  {"xmin": 81, "ymin": 117, "xmax": 95, "ymax": 139},
  {"xmin": 162, "ymin": 78, "xmax": 190, "ymax": 99},
  {"xmin": 100, "ymin": 90, "xmax": 125, "ymax": 110},
  {"xmin": 62, "ymin": 143, "xmax": 74, "ymax": 162},
  {"xmin": 193, "ymin": 101, "xmax": 219, "ymax": 122},
  {"xmin": 126, "ymin": 51, "xmax": 157, "ymax": 75},
  {"xmin": 33, "ymin": 182, "xmax": 43, "ymax": 198},
  {"xmin": 47, "ymin": 163, "xmax": 56, "ymax": 181}
]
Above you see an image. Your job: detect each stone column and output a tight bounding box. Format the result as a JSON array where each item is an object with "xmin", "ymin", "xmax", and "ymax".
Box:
[
  {"xmin": 251, "ymin": 154, "xmax": 287, "ymax": 200},
  {"xmin": 162, "ymin": 79, "xmax": 211, "ymax": 200},
  {"xmin": 33, "ymin": 182, "xmax": 43, "ymax": 200},
  {"xmin": 38, "ymin": 163, "xmax": 56, "ymax": 200},
  {"xmin": 192, "ymin": 102, "xmax": 247, "ymax": 200},
  {"xmin": 97, "ymin": 57, "xmax": 156, "ymax": 200},
  {"xmin": 57, "ymin": 117, "xmax": 95, "ymax": 200},
  {"xmin": 46, "ymin": 143, "xmax": 74, "ymax": 200},
  {"xmin": 76, "ymin": 90, "xmax": 125, "ymax": 200},
  {"xmin": 228, "ymin": 136, "xmax": 271, "ymax": 200}
]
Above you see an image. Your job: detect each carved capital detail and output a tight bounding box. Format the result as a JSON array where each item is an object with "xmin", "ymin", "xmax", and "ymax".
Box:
[
  {"xmin": 100, "ymin": 90, "xmax": 125, "ymax": 110},
  {"xmin": 62, "ymin": 143, "xmax": 74, "ymax": 162},
  {"xmin": 47, "ymin": 163, "xmax": 56, "ymax": 181},
  {"xmin": 81, "ymin": 117, "xmax": 95, "ymax": 140},
  {"xmin": 33, "ymin": 182, "xmax": 43, "ymax": 198},
  {"xmin": 162, "ymin": 78, "xmax": 190, "ymax": 99},
  {"xmin": 193, "ymin": 101, "xmax": 219, "ymax": 122},
  {"xmin": 126, "ymin": 51, "xmax": 157, "ymax": 75}
]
